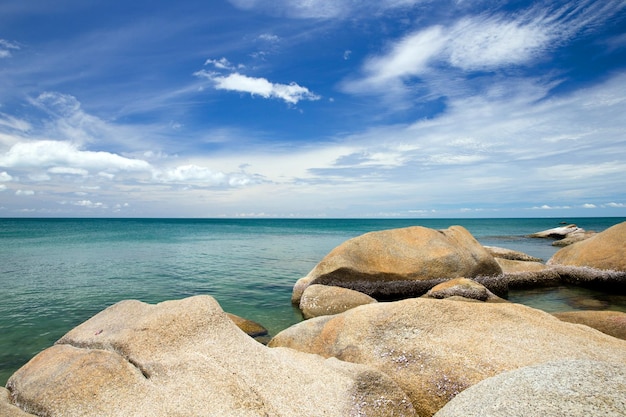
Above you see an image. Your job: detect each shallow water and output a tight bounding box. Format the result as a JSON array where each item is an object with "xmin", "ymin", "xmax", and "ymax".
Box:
[{"xmin": 1, "ymin": 217, "xmax": 624, "ymax": 385}]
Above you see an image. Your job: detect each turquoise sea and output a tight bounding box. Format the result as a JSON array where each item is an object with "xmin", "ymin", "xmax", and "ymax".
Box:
[{"xmin": 1, "ymin": 217, "xmax": 625, "ymax": 385}]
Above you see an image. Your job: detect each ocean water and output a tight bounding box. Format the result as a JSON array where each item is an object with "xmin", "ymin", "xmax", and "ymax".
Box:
[{"xmin": 1, "ymin": 217, "xmax": 625, "ymax": 385}]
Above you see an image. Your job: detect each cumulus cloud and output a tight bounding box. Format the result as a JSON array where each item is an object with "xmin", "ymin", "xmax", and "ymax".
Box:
[
  {"xmin": 0, "ymin": 140, "xmax": 152, "ymax": 173},
  {"xmin": 195, "ymin": 71, "xmax": 320, "ymax": 104},
  {"xmin": 154, "ymin": 164, "xmax": 264, "ymax": 187},
  {"xmin": 0, "ymin": 171, "xmax": 12, "ymax": 182}
]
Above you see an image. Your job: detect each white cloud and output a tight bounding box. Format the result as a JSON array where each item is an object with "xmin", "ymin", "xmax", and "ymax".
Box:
[
  {"xmin": 0, "ymin": 171, "xmax": 12, "ymax": 182},
  {"xmin": 258, "ymin": 33, "xmax": 280, "ymax": 42},
  {"xmin": 0, "ymin": 184, "xmax": 6, "ymax": 191},
  {"xmin": 0, "ymin": 113, "xmax": 31, "ymax": 132},
  {"xmin": 196, "ymin": 71, "xmax": 320, "ymax": 104},
  {"xmin": 15, "ymin": 189, "xmax": 35, "ymax": 196},
  {"xmin": 0, "ymin": 39, "xmax": 19, "ymax": 58},
  {"xmin": 605, "ymin": 202, "xmax": 626, "ymax": 208},
  {"xmin": 48, "ymin": 167, "xmax": 89, "ymax": 176},
  {"xmin": 154, "ymin": 164, "xmax": 263, "ymax": 187},
  {"xmin": 0, "ymin": 140, "xmax": 152, "ymax": 173},
  {"xmin": 204, "ymin": 57, "xmax": 236, "ymax": 70},
  {"xmin": 345, "ymin": 0, "xmax": 626, "ymax": 95},
  {"xmin": 582, "ymin": 203, "xmax": 597, "ymax": 209},
  {"xmin": 73, "ymin": 200, "xmax": 106, "ymax": 208}
]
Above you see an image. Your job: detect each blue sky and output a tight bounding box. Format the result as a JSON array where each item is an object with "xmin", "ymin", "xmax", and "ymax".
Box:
[{"xmin": 1, "ymin": 0, "xmax": 625, "ymax": 218}]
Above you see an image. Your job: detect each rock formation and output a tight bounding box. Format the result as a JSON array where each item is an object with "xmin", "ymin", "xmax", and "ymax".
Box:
[
  {"xmin": 269, "ymin": 297, "xmax": 626, "ymax": 417},
  {"xmin": 292, "ymin": 226, "xmax": 502, "ymax": 304},
  {"xmin": 549, "ymin": 221, "xmax": 626, "ymax": 271},
  {"xmin": 6, "ymin": 295, "xmax": 415, "ymax": 417}
]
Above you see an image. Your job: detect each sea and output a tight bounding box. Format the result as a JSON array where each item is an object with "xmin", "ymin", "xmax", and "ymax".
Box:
[{"xmin": 1, "ymin": 217, "xmax": 625, "ymax": 385}]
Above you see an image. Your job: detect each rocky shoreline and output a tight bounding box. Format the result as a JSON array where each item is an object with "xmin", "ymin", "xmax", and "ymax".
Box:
[{"xmin": 3, "ymin": 222, "xmax": 626, "ymax": 416}]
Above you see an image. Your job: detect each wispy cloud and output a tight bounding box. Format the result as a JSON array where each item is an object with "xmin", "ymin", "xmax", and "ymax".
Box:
[
  {"xmin": 343, "ymin": 0, "xmax": 626, "ymax": 97},
  {"xmin": 0, "ymin": 39, "xmax": 19, "ymax": 58},
  {"xmin": 195, "ymin": 70, "xmax": 320, "ymax": 105},
  {"xmin": 228, "ymin": 0, "xmax": 426, "ymax": 19}
]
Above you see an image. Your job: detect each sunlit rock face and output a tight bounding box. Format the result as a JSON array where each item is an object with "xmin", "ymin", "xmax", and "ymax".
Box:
[
  {"xmin": 6, "ymin": 295, "xmax": 416, "ymax": 417},
  {"xmin": 433, "ymin": 360, "xmax": 626, "ymax": 417},
  {"xmin": 548, "ymin": 221, "xmax": 626, "ymax": 271},
  {"xmin": 292, "ymin": 226, "xmax": 502, "ymax": 304},
  {"xmin": 269, "ymin": 297, "xmax": 626, "ymax": 417}
]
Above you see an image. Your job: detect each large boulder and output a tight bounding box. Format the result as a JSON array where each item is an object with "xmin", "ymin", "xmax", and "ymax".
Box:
[
  {"xmin": 269, "ymin": 298, "xmax": 626, "ymax": 417},
  {"xmin": 299, "ymin": 284, "xmax": 377, "ymax": 319},
  {"xmin": 292, "ymin": 226, "xmax": 502, "ymax": 304},
  {"xmin": 553, "ymin": 310, "xmax": 626, "ymax": 340},
  {"xmin": 548, "ymin": 221, "xmax": 626, "ymax": 271},
  {"xmin": 483, "ymin": 246, "xmax": 542, "ymax": 262},
  {"xmin": 6, "ymin": 295, "xmax": 415, "ymax": 417},
  {"xmin": 433, "ymin": 360, "xmax": 626, "ymax": 417}
]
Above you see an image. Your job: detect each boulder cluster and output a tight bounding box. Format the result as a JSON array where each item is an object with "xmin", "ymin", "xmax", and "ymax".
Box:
[{"xmin": 3, "ymin": 222, "xmax": 626, "ymax": 416}]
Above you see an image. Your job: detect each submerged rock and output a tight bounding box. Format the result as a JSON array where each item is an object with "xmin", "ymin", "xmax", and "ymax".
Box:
[
  {"xmin": 226, "ymin": 313, "xmax": 270, "ymax": 344},
  {"xmin": 299, "ymin": 284, "xmax": 377, "ymax": 319},
  {"xmin": 434, "ymin": 360, "xmax": 626, "ymax": 417},
  {"xmin": 548, "ymin": 221, "xmax": 626, "ymax": 272},
  {"xmin": 292, "ymin": 226, "xmax": 502, "ymax": 304},
  {"xmin": 6, "ymin": 295, "xmax": 415, "ymax": 417},
  {"xmin": 269, "ymin": 298, "xmax": 626, "ymax": 417}
]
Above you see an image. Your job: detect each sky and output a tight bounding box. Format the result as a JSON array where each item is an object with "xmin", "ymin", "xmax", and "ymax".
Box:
[{"xmin": 1, "ymin": 0, "xmax": 625, "ymax": 218}]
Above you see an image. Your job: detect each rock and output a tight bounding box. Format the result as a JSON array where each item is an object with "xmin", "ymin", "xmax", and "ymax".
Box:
[
  {"xmin": 226, "ymin": 313, "xmax": 270, "ymax": 343},
  {"xmin": 269, "ymin": 298, "xmax": 626, "ymax": 417},
  {"xmin": 423, "ymin": 278, "xmax": 505, "ymax": 302},
  {"xmin": 552, "ymin": 230, "xmax": 596, "ymax": 247},
  {"xmin": 292, "ymin": 226, "xmax": 502, "ymax": 304},
  {"xmin": 554, "ymin": 310, "xmax": 626, "ymax": 340},
  {"xmin": 433, "ymin": 360, "xmax": 626, "ymax": 417},
  {"xmin": 528, "ymin": 224, "xmax": 583, "ymax": 239},
  {"xmin": 299, "ymin": 284, "xmax": 377, "ymax": 319},
  {"xmin": 548, "ymin": 221, "xmax": 626, "ymax": 271},
  {"xmin": 1, "ymin": 388, "xmax": 34, "ymax": 417},
  {"xmin": 495, "ymin": 258, "xmax": 548, "ymax": 274},
  {"xmin": 483, "ymin": 246, "xmax": 542, "ymax": 262},
  {"xmin": 6, "ymin": 295, "xmax": 416, "ymax": 417}
]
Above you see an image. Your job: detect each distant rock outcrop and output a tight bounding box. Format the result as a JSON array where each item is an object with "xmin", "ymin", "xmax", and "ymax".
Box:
[
  {"xmin": 292, "ymin": 226, "xmax": 502, "ymax": 304},
  {"xmin": 529, "ymin": 224, "xmax": 583, "ymax": 239},
  {"xmin": 6, "ymin": 296, "xmax": 415, "ymax": 417}
]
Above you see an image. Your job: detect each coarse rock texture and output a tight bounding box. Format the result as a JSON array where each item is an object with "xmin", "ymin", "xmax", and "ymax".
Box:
[
  {"xmin": 552, "ymin": 230, "xmax": 597, "ymax": 247},
  {"xmin": 433, "ymin": 360, "xmax": 626, "ymax": 417},
  {"xmin": 528, "ymin": 224, "xmax": 583, "ymax": 239},
  {"xmin": 553, "ymin": 310, "xmax": 626, "ymax": 340},
  {"xmin": 548, "ymin": 221, "xmax": 626, "ymax": 271},
  {"xmin": 299, "ymin": 284, "xmax": 377, "ymax": 319},
  {"xmin": 292, "ymin": 226, "xmax": 502, "ymax": 304},
  {"xmin": 422, "ymin": 278, "xmax": 505, "ymax": 303},
  {"xmin": 0, "ymin": 388, "xmax": 34, "ymax": 417},
  {"xmin": 6, "ymin": 295, "xmax": 416, "ymax": 417},
  {"xmin": 483, "ymin": 246, "xmax": 542, "ymax": 262},
  {"xmin": 269, "ymin": 298, "xmax": 626, "ymax": 417}
]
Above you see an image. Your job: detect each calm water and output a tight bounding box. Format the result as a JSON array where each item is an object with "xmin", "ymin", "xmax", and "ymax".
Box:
[{"xmin": 1, "ymin": 217, "xmax": 624, "ymax": 385}]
